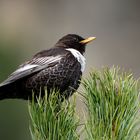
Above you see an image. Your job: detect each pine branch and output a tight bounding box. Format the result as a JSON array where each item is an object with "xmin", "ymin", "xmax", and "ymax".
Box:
[
  {"xmin": 28, "ymin": 67, "xmax": 140, "ymax": 140},
  {"xmin": 28, "ymin": 91, "xmax": 79, "ymax": 140},
  {"xmin": 82, "ymin": 67, "xmax": 140, "ymax": 140}
]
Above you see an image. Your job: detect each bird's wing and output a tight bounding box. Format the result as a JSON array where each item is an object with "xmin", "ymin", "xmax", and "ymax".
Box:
[{"xmin": 0, "ymin": 55, "xmax": 63, "ymax": 86}]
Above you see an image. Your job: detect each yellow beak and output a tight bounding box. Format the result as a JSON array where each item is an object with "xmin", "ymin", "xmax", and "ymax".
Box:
[{"xmin": 80, "ymin": 37, "xmax": 96, "ymax": 44}]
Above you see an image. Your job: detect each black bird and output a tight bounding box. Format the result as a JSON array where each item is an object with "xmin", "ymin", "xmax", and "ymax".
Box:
[{"xmin": 0, "ymin": 34, "xmax": 96, "ymax": 100}]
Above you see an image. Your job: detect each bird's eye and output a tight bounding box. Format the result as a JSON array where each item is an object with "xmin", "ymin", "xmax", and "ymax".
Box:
[{"xmin": 74, "ymin": 37, "xmax": 78, "ymax": 42}]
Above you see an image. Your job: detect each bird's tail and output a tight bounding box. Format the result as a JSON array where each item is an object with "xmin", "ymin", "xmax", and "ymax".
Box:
[{"xmin": 0, "ymin": 84, "xmax": 14, "ymax": 100}]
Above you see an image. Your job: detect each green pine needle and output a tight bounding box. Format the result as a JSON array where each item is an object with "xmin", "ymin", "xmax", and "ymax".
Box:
[
  {"xmin": 82, "ymin": 67, "xmax": 140, "ymax": 140},
  {"xmin": 28, "ymin": 90, "xmax": 79, "ymax": 140},
  {"xmin": 28, "ymin": 67, "xmax": 140, "ymax": 140}
]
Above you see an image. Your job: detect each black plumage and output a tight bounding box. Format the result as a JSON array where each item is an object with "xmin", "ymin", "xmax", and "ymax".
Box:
[{"xmin": 0, "ymin": 34, "xmax": 95, "ymax": 100}]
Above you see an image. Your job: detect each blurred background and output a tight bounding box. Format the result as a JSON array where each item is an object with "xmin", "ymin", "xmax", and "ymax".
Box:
[{"xmin": 0, "ymin": 0, "xmax": 140, "ymax": 139}]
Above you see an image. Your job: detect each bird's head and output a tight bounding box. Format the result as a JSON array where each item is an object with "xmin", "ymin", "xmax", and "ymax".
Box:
[{"xmin": 55, "ymin": 34, "xmax": 96, "ymax": 55}]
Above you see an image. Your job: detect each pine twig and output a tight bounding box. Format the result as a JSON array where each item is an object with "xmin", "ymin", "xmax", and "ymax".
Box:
[
  {"xmin": 82, "ymin": 67, "xmax": 140, "ymax": 140},
  {"xmin": 28, "ymin": 90, "xmax": 79, "ymax": 140}
]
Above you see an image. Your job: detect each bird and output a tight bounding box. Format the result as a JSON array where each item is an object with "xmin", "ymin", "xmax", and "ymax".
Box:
[{"xmin": 0, "ymin": 34, "xmax": 96, "ymax": 100}]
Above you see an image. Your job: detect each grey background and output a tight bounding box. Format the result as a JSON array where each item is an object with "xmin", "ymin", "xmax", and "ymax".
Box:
[{"xmin": 0, "ymin": 0, "xmax": 140, "ymax": 140}]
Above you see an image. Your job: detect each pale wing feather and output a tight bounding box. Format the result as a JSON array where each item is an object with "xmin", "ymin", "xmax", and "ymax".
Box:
[{"xmin": 0, "ymin": 55, "xmax": 63, "ymax": 86}]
